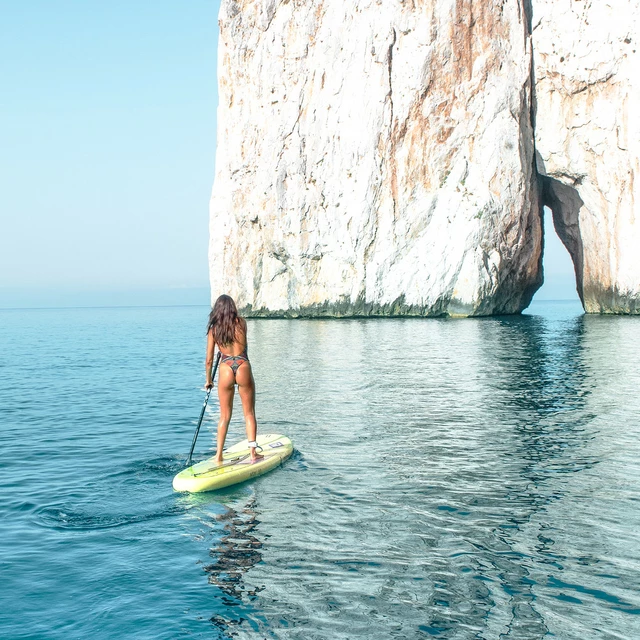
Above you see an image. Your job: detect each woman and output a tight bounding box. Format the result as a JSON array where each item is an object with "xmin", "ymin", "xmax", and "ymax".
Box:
[{"xmin": 206, "ymin": 295, "xmax": 263, "ymax": 463}]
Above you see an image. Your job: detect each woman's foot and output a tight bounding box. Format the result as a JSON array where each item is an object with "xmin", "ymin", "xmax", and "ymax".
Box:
[{"xmin": 247, "ymin": 440, "xmax": 263, "ymax": 463}]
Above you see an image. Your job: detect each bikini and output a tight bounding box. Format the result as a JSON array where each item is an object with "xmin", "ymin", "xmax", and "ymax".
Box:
[{"xmin": 219, "ymin": 347, "xmax": 249, "ymax": 376}]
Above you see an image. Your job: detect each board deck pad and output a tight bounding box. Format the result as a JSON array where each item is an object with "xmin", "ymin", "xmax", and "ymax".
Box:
[{"xmin": 173, "ymin": 433, "xmax": 293, "ymax": 493}]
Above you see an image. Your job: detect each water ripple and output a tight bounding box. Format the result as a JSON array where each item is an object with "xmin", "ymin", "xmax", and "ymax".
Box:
[{"xmin": 35, "ymin": 503, "xmax": 189, "ymax": 531}]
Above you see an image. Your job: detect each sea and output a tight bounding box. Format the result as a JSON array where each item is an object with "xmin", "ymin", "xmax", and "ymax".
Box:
[{"xmin": 1, "ymin": 300, "xmax": 639, "ymax": 639}]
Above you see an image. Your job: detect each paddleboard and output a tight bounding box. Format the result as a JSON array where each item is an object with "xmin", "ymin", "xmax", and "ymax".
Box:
[{"xmin": 173, "ymin": 433, "xmax": 293, "ymax": 493}]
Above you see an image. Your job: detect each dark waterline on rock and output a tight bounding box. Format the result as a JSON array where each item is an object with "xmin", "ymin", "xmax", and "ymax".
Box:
[{"xmin": 1, "ymin": 302, "xmax": 639, "ymax": 639}]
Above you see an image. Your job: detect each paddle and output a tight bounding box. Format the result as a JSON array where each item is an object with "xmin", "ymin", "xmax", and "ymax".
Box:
[{"xmin": 186, "ymin": 351, "xmax": 221, "ymax": 468}]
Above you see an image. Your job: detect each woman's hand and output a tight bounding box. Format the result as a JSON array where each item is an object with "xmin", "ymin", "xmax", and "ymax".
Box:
[{"xmin": 205, "ymin": 381, "xmax": 213, "ymax": 391}]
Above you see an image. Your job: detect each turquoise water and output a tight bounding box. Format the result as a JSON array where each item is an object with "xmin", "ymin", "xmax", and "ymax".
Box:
[{"xmin": 1, "ymin": 301, "xmax": 639, "ymax": 639}]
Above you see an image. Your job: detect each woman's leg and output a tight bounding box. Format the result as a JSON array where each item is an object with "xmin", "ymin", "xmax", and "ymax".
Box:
[
  {"xmin": 216, "ymin": 365, "xmax": 235, "ymax": 462},
  {"xmin": 236, "ymin": 364, "xmax": 263, "ymax": 461}
]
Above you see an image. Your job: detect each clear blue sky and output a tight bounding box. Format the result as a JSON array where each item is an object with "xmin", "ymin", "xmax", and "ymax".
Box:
[
  {"xmin": 537, "ymin": 207, "xmax": 579, "ymax": 302},
  {"xmin": 1, "ymin": 0, "xmax": 221, "ymax": 307},
  {"xmin": 0, "ymin": 1, "xmax": 577, "ymax": 308}
]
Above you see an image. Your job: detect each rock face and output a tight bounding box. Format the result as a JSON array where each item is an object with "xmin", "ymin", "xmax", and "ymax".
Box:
[
  {"xmin": 533, "ymin": 0, "xmax": 640, "ymax": 313},
  {"xmin": 210, "ymin": 0, "xmax": 542, "ymax": 316}
]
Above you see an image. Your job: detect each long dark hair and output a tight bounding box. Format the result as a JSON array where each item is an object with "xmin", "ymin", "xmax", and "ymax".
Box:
[{"xmin": 207, "ymin": 295, "xmax": 243, "ymax": 346}]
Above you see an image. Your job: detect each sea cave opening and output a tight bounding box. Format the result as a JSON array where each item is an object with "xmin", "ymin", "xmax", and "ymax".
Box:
[{"xmin": 531, "ymin": 204, "xmax": 581, "ymax": 306}]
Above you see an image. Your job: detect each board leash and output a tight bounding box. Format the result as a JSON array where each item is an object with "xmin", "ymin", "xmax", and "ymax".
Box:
[
  {"xmin": 192, "ymin": 453, "xmax": 251, "ymax": 476},
  {"xmin": 192, "ymin": 447, "xmax": 272, "ymax": 476}
]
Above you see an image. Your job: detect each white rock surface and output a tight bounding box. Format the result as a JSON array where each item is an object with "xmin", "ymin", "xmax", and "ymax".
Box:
[
  {"xmin": 533, "ymin": 0, "xmax": 640, "ymax": 313},
  {"xmin": 209, "ymin": 0, "xmax": 542, "ymax": 316}
]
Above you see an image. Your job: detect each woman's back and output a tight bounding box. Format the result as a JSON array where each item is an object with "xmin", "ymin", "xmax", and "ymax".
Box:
[{"xmin": 214, "ymin": 318, "xmax": 247, "ymax": 357}]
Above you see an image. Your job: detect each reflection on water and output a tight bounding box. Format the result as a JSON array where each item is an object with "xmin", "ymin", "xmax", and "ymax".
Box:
[
  {"xmin": 201, "ymin": 302, "xmax": 640, "ymax": 639},
  {"xmin": 206, "ymin": 498, "xmax": 264, "ymax": 634}
]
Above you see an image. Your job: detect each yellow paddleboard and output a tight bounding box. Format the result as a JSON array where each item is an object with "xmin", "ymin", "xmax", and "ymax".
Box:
[{"xmin": 172, "ymin": 433, "xmax": 293, "ymax": 493}]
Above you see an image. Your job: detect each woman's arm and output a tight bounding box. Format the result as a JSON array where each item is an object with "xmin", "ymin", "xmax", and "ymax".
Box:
[
  {"xmin": 239, "ymin": 317, "xmax": 248, "ymax": 348},
  {"xmin": 205, "ymin": 330, "xmax": 216, "ymax": 389}
]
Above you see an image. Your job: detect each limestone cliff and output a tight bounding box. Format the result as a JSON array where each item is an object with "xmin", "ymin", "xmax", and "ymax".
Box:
[
  {"xmin": 209, "ymin": 0, "xmax": 542, "ymax": 317},
  {"xmin": 533, "ymin": 0, "xmax": 640, "ymax": 313}
]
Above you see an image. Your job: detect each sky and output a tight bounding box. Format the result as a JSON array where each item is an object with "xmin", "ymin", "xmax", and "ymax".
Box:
[
  {"xmin": 537, "ymin": 207, "xmax": 580, "ymax": 302},
  {"xmin": 0, "ymin": 1, "xmax": 578, "ymax": 308},
  {"xmin": 1, "ymin": 1, "xmax": 220, "ymax": 307}
]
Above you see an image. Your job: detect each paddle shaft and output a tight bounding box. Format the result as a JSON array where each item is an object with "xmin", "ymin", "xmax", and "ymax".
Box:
[{"xmin": 186, "ymin": 351, "xmax": 221, "ymax": 467}]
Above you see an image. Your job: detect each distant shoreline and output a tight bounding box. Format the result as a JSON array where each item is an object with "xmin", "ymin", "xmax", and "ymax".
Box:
[{"xmin": 0, "ymin": 300, "xmax": 583, "ymax": 314}]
